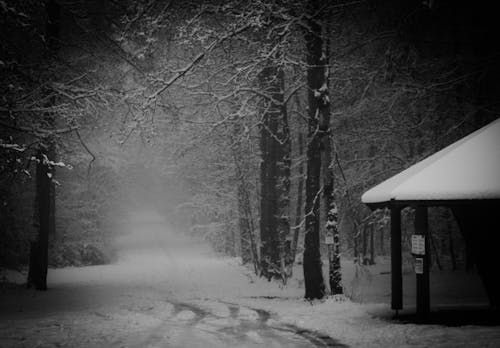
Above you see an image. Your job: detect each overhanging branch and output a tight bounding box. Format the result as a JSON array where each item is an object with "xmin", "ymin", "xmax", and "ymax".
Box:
[
  {"xmin": 146, "ymin": 23, "xmax": 252, "ymax": 103},
  {"xmin": 0, "ymin": 120, "xmax": 77, "ymax": 135}
]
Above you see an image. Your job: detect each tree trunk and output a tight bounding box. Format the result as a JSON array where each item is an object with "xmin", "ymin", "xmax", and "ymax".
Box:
[
  {"xmin": 288, "ymin": 132, "xmax": 305, "ymax": 277},
  {"xmin": 276, "ymin": 72, "xmax": 291, "ymax": 282},
  {"xmin": 319, "ymin": 20, "xmax": 343, "ymax": 292},
  {"xmin": 48, "ymin": 141, "xmax": 56, "ymax": 240},
  {"xmin": 303, "ymin": 125, "xmax": 324, "ymax": 298},
  {"xmin": 379, "ymin": 225, "xmax": 385, "ymax": 255},
  {"xmin": 303, "ymin": 0, "xmax": 332, "ymax": 299},
  {"xmin": 259, "ymin": 66, "xmax": 279, "ymax": 280},
  {"xmin": 229, "ymin": 223, "xmax": 236, "ymax": 257},
  {"xmin": 354, "ymin": 228, "xmax": 359, "ymax": 264},
  {"xmin": 324, "ymin": 175, "xmax": 342, "ymax": 294},
  {"xmin": 27, "ymin": 0, "xmax": 60, "ymax": 290},
  {"xmin": 235, "ymin": 159, "xmax": 259, "ymax": 273},
  {"xmin": 232, "ymin": 124, "xmax": 254, "ymax": 266},
  {"xmin": 259, "ymin": 65, "xmax": 290, "ymax": 281},
  {"xmin": 322, "ymin": 130, "xmax": 342, "ymax": 294},
  {"xmin": 27, "ymin": 150, "xmax": 51, "ymax": 290},
  {"xmin": 238, "ymin": 180, "xmax": 253, "ymax": 265}
]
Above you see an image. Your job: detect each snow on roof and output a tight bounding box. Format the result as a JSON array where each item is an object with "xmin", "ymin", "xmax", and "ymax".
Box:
[{"xmin": 362, "ymin": 118, "xmax": 500, "ymax": 204}]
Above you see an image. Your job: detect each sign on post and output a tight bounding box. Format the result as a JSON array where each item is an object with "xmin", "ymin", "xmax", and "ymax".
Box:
[
  {"xmin": 411, "ymin": 235, "xmax": 425, "ymax": 255},
  {"xmin": 415, "ymin": 257, "xmax": 424, "ymax": 274}
]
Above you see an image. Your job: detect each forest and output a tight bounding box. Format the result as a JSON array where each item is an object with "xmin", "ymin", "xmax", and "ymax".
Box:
[
  {"xmin": 1, "ymin": 0, "xmax": 499, "ymax": 294},
  {"xmin": 1, "ymin": 1, "xmax": 499, "ymax": 347}
]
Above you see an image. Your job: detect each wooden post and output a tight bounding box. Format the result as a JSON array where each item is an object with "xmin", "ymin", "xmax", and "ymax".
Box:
[
  {"xmin": 415, "ymin": 206, "xmax": 430, "ymax": 320},
  {"xmin": 390, "ymin": 204, "xmax": 402, "ymax": 311}
]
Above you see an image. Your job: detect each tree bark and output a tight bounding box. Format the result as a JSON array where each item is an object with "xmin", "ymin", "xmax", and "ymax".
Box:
[
  {"xmin": 354, "ymin": 226, "xmax": 359, "ymax": 264},
  {"xmin": 276, "ymin": 71, "xmax": 291, "ymax": 282},
  {"xmin": 303, "ymin": 0, "xmax": 331, "ymax": 299},
  {"xmin": 303, "ymin": 123, "xmax": 324, "ymax": 298},
  {"xmin": 27, "ymin": 150, "xmax": 51, "ymax": 290},
  {"xmin": 235, "ymin": 156, "xmax": 258, "ymax": 273},
  {"xmin": 288, "ymin": 132, "xmax": 305, "ymax": 277},
  {"xmin": 259, "ymin": 65, "xmax": 290, "ymax": 281},
  {"xmin": 27, "ymin": 0, "xmax": 60, "ymax": 290},
  {"xmin": 379, "ymin": 225, "xmax": 385, "ymax": 255},
  {"xmin": 232, "ymin": 124, "xmax": 254, "ymax": 266},
  {"xmin": 238, "ymin": 180, "xmax": 253, "ymax": 265},
  {"xmin": 322, "ymin": 130, "xmax": 342, "ymax": 294},
  {"xmin": 362, "ymin": 223, "xmax": 368, "ymax": 265}
]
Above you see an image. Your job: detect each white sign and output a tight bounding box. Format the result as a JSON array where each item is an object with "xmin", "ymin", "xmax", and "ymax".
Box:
[
  {"xmin": 411, "ymin": 235, "xmax": 425, "ymax": 255},
  {"xmin": 325, "ymin": 234, "xmax": 334, "ymax": 245},
  {"xmin": 415, "ymin": 257, "xmax": 424, "ymax": 274}
]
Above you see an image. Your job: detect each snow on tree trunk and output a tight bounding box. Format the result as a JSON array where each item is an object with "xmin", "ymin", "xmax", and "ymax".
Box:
[{"xmin": 323, "ymin": 133, "xmax": 343, "ymax": 295}]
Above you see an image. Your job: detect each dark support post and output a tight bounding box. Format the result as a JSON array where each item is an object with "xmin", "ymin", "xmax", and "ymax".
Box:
[
  {"xmin": 390, "ymin": 204, "xmax": 402, "ymax": 311},
  {"xmin": 415, "ymin": 206, "xmax": 430, "ymax": 320}
]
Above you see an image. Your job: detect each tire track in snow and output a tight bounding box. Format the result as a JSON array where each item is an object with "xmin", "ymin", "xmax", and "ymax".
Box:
[
  {"xmin": 150, "ymin": 299, "xmax": 347, "ymax": 347},
  {"xmin": 220, "ymin": 300, "xmax": 345, "ymax": 347}
]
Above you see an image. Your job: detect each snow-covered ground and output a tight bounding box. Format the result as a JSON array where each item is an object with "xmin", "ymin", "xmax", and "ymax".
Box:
[{"xmin": 1, "ymin": 211, "xmax": 499, "ymax": 347}]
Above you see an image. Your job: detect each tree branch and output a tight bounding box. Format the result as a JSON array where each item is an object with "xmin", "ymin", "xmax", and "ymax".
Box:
[
  {"xmin": 0, "ymin": 120, "xmax": 77, "ymax": 135},
  {"xmin": 146, "ymin": 23, "xmax": 252, "ymax": 103},
  {"xmin": 74, "ymin": 129, "xmax": 96, "ymax": 177}
]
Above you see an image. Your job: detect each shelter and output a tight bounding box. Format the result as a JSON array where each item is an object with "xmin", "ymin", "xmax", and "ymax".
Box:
[{"xmin": 361, "ymin": 118, "xmax": 500, "ymax": 317}]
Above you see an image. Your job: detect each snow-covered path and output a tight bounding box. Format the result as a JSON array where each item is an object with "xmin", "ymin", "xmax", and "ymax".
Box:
[
  {"xmin": 2, "ymin": 211, "xmax": 500, "ymax": 347},
  {"xmin": 0, "ymin": 212, "xmax": 343, "ymax": 347}
]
